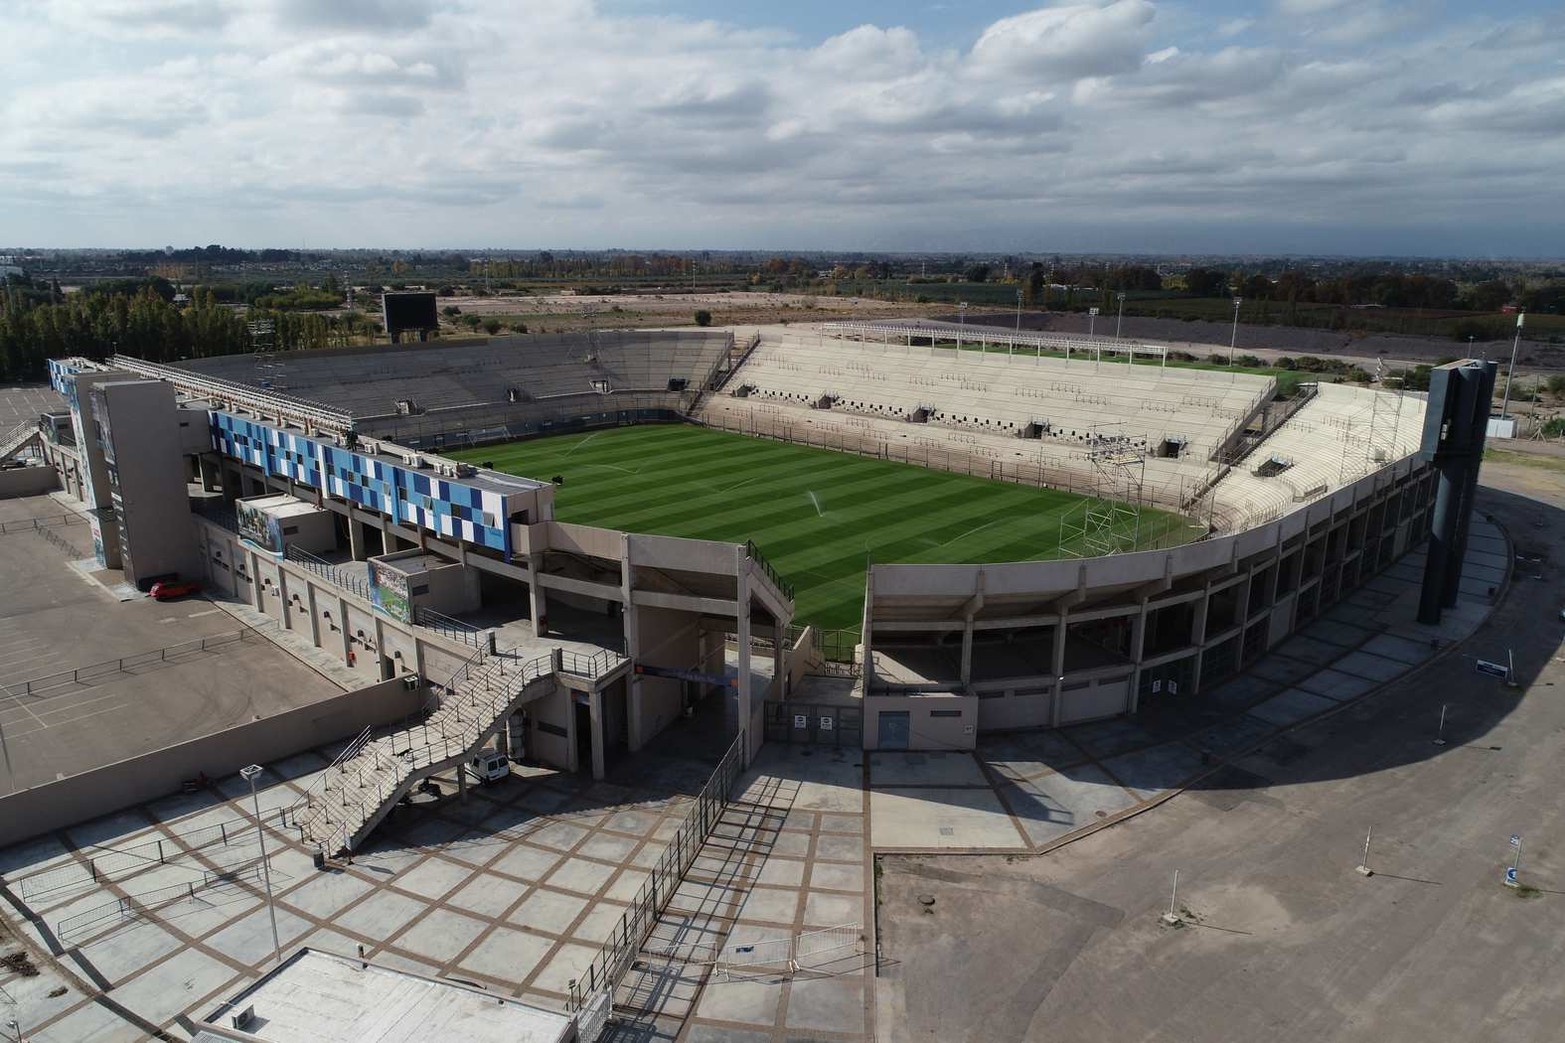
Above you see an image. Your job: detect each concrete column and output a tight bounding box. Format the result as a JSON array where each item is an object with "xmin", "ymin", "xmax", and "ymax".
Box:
[
  {"xmin": 960, "ymin": 621, "xmax": 974, "ymax": 688},
  {"xmin": 1191, "ymin": 588, "xmax": 1210, "ymax": 648},
  {"xmin": 528, "ymin": 552, "xmax": 548, "ymax": 637},
  {"xmin": 736, "ymin": 560, "xmax": 754, "ymax": 767},
  {"xmin": 348, "ymin": 512, "xmax": 366, "ymax": 562},
  {"xmin": 1126, "ymin": 600, "xmax": 1150, "ymax": 714},
  {"xmin": 621, "ymin": 549, "xmax": 645, "ymax": 752},
  {"xmin": 306, "ymin": 582, "xmax": 321, "ymax": 648},
  {"xmin": 589, "ymin": 687, "xmax": 606, "ymax": 781},
  {"xmin": 250, "ymin": 549, "xmax": 265, "ymax": 612},
  {"xmin": 1050, "ymin": 610, "xmax": 1068, "ymax": 727},
  {"xmin": 277, "ymin": 567, "xmax": 291, "ymax": 631},
  {"xmin": 338, "ymin": 594, "xmax": 353, "ymax": 666},
  {"xmin": 373, "ymin": 617, "xmax": 390, "ymax": 680},
  {"xmin": 772, "ymin": 624, "xmax": 786, "ymax": 700},
  {"xmin": 198, "ymin": 456, "xmax": 218, "ymax": 493}
]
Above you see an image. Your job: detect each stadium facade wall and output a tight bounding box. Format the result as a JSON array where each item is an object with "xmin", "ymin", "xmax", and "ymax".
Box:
[
  {"xmin": 0, "ymin": 676, "xmax": 423, "ymax": 849},
  {"xmin": 863, "ymin": 453, "xmax": 1434, "ymax": 733}
]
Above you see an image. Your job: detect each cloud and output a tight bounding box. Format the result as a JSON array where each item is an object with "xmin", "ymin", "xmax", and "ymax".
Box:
[
  {"xmin": 0, "ymin": 0, "xmax": 1562, "ymax": 253},
  {"xmin": 971, "ymin": 1, "xmax": 1156, "ymax": 81}
]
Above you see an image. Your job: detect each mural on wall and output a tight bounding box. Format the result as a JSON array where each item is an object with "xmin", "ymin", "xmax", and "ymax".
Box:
[
  {"xmin": 369, "ymin": 560, "xmax": 412, "ymax": 622},
  {"xmin": 236, "ymin": 500, "xmax": 284, "ymax": 556}
]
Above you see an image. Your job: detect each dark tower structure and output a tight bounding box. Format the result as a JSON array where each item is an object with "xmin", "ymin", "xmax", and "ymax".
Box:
[{"xmin": 1417, "ymin": 359, "xmax": 1497, "ymax": 625}]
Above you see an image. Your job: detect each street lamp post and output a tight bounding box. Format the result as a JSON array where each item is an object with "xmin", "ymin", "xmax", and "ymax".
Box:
[
  {"xmin": 957, "ymin": 301, "xmax": 967, "ymax": 352},
  {"xmin": 1501, "ymin": 312, "xmax": 1526, "ymax": 420},
  {"xmin": 1229, "ymin": 297, "xmax": 1244, "ymax": 365},
  {"xmin": 241, "ymin": 764, "xmax": 284, "ymax": 969},
  {"xmin": 1115, "ymin": 292, "xmax": 1127, "ymax": 342}
]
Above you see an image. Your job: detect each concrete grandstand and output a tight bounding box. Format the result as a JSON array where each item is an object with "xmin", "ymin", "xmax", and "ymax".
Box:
[{"xmin": 29, "ymin": 321, "xmax": 1434, "ymax": 766}]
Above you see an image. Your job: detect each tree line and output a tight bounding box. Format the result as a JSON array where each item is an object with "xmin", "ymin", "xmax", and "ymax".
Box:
[{"xmin": 0, "ymin": 276, "xmax": 374, "ymax": 384}]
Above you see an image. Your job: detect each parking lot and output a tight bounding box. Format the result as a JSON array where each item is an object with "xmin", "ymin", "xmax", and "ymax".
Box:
[{"xmin": 0, "ymin": 494, "xmax": 345, "ymax": 793}]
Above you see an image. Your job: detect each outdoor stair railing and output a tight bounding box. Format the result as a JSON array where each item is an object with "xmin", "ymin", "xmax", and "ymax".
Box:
[{"xmin": 293, "ymin": 643, "xmax": 627, "ymax": 857}]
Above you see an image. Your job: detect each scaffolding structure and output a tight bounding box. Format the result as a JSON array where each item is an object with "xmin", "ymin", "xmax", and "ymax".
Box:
[
  {"xmin": 1339, "ymin": 387, "xmax": 1401, "ymax": 484},
  {"xmin": 1060, "ymin": 428, "xmax": 1146, "ymax": 558}
]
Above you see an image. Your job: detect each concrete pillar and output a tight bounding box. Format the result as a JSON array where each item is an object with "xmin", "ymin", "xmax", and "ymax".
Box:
[
  {"xmin": 528, "ymin": 553, "xmax": 548, "ymax": 637},
  {"xmin": 1050, "ymin": 610, "xmax": 1068, "ymax": 728},
  {"xmin": 250, "ymin": 549, "xmax": 265, "ymax": 612},
  {"xmin": 338, "ymin": 595, "xmax": 353, "ymax": 666},
  {"xmin": 737, "ymin": 561, "xmax": 754, "ymax": 766},
  {"xmin": 1127, "ymin": 600, "xmax": 1150, "ymax": 714},
  {"xmin": 772, "ymin": 623, "xmax": 786, "ymax": 700},
  {"xmin": 374, "ymin": 617, "xmax": 390, "ymax": 680},
  {"xmin": 621, "ymin": 550, "xmax": 644, "ymax": 751},
  {"xmin": 306, "ymin": 582, "xmax": 321, "ymax": 648},
  {"xmin": 278, "ymin": 567, "xmax": 291, "ymax": 630},
  {"xmin": 348, "ymin": 512, "xmax": 366, "ymax": 562},
  {"xmin": 589, "ymin": 687, "xmax": 606, "ymax": 781},
  {"xmin": 960, "ymin": 621, "xmax": 974, "ymax": 688},
  {"xmin": 198, "ymin": 456, "xmax": 219, "ymax": 493}
]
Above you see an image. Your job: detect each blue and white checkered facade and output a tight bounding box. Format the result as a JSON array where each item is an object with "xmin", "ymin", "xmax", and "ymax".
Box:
[{"xmin": 211, "ymin": 413, "xmax": 519, "ymax": 557}]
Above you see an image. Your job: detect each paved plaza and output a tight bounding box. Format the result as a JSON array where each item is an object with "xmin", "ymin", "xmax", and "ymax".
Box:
[{"xmin": 0, "ymin": 479, "xmax": 1516, "ymax": 1042}]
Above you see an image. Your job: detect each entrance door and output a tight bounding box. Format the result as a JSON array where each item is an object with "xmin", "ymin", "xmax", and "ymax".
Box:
[{"xmin": 877, "ymin": 711, "xmax": 910, "ymax": 751}]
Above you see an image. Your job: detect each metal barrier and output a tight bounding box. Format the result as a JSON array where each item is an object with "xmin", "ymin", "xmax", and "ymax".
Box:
[
  {"xmin": 567, "ymin": 730, "xmax": 747, "ymax": 1012},
  {"xmin": 715, "ymin": 922, "xmax": 863, "ymax": 980},
  {"xmin": 286, "ymin": 544, "xmax": 487, "ymax": 650},
  {"xmin": 18, "ymin": 813, "xmax": 274, "ymax": 900},
  {"xmin": 744, "ymin": 540, "xmax": 794, "ymax": 601},
  {"xmin": 4, "ymin": 625, "xmax": 273, "ymax": 698},
  {"xmin": 33, "ymin": 523, "xmax": 88, "ymax": 560},
  {"xmin": 56, "ymin": 863, "xmax": 263, "ymax": 941},
  {"xmin": 0, "ymin": 512, "xmax": 86, "ymax": 536},
  {"xmin": 412, "ymin": 605, "xmax": 484, "ymax": 649}
]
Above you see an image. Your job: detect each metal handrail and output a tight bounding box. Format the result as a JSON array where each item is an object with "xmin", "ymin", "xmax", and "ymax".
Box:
[
  {"xmin": 744, "ymin": 540, "xmax": 795, "ymax": 601},
  {"xmin": 108, "ymin": 353, "xmax": 355, "ymax": 433}
]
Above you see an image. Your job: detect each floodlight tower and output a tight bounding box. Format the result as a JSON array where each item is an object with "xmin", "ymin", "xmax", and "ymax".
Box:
[
  {"xmin": 957, "ymin": 301, "xmax": 967, "ymax": 352},
  {"xmin": 1229, "ymin": 297, "xmax": 1243, "ymax": 365},
  {"xmin": 1016, "ymin": 288, "xmax": 1023, "ymax": 332},
  {"xmin": 1115, "ymin": 292, "xmax": 1127, "ymax": 342},
  {"xmin": 1501, "ymin": 312, "xmax": 1526, "ymax": 419}
]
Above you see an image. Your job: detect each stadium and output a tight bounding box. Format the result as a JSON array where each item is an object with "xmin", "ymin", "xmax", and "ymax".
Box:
[
  {"xmin": 31, "ymin": 317, "xmax": 1437, "ymax": 762},
  {"xmin": 2, "ymin": 315, "xmax": 1494, "ymax": 1038}
]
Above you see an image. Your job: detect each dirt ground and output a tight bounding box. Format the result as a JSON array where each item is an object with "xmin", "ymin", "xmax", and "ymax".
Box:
[{"xmin": 443, "ymin": 290, "xmax": 926, "ymax": 334}]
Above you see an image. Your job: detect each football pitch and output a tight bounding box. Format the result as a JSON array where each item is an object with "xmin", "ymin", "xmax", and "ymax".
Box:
[{"xmin": 455, "ymin": 425, "xmax": 1198, "ymax": 632}]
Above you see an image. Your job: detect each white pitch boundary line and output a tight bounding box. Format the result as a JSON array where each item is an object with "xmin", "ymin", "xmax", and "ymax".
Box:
[{"xmin": 2, "ymin": 702, "xmax": 129, "ymax": 739}]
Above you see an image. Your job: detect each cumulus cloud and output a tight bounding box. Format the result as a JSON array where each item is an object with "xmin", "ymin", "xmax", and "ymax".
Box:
[
  {"xmin": 0, "ymin": 0, "xmax": 1561, "ymax": 252},
  {"xmin": 971, "ymin": 1, "xmax": 1156, "ymax": 81}
]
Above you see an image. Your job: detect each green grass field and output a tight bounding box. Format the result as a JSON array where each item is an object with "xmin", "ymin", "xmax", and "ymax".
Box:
[{"xmin": 455, "ymin": 425, "xmax": 1199, "ymax": 634}]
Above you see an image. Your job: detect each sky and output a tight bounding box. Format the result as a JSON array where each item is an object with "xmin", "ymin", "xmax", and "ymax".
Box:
[{"xmin": 2, "ymin": 0, "xmax": 1563, "ymax": 256}]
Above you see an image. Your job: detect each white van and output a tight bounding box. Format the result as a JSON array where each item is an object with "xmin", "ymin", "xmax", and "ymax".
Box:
[{"xmin": 464, "ymin": 750, "xmax": 511, "ymax": 785}]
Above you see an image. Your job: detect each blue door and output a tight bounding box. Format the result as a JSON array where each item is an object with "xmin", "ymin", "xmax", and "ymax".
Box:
[{"xmin": 877, "ymin": 711, "xmax": 910, "ymax": 750}]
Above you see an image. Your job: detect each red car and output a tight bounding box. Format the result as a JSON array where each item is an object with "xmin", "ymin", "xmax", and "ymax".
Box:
[{"xmin": 150, "ymin": 579, "xmax": 202, "ymax": 601}]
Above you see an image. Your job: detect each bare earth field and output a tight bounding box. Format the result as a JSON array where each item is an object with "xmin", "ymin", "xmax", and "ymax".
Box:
[{"xmin": 441, "ymin": 290, "xmax": 925, "ymax": 334}]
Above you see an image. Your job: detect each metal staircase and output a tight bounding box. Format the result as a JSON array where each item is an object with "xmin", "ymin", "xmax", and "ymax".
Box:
[
  {"xmin": 0, "ymin": 421, "xmax": 41, "ymax": 463},
  {"xmin": 290, "ymin": 644, "xmax": 627, "ymax": 857}
]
